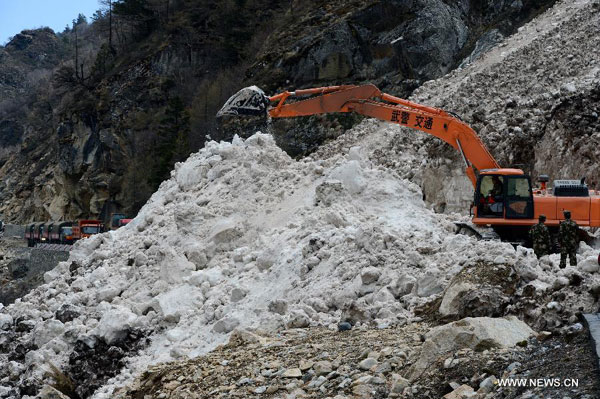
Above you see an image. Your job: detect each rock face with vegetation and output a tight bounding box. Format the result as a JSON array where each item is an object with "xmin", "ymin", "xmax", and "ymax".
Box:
[{"xmin": 0, "ymin": 0, "xmax": 557, "ymax": 223}]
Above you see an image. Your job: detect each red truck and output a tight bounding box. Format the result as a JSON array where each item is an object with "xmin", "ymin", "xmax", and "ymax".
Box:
[
  {"xmin": 72, "ymin": 220, "xmax": 103, "ymax": 241},
  {"xmin": 118, "ymin": 218, "xmax": 133, "ymax": 227}
]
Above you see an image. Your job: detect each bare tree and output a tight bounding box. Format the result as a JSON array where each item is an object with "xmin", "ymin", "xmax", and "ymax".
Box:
[
  {"xmin": 99, "ymin": 0, "xmax": 114, "ymax": 50},
  {"xmin": 73, "ymin": 23, "xmax": 79, "ymax": 80}
]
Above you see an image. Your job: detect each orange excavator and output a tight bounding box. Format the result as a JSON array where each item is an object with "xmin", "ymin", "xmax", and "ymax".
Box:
[{"xmin": 218, "ymin": 84, "xmax": 600, "ymax": 243}]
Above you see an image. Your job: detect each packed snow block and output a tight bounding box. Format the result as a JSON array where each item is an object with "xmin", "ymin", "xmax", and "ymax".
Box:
[
  {"xmin": 166, "ymin": 327, "xmax": 188, "ymax": 343},
  {"xmin": 6, "ymin": 361, "xmax": 24, "ymax": 379},
  {"xmin": 411, "ymin": 316, "xmax": 535, "ymax": 378},
  {"xmin": 268, "ymin": 299, "xmax": 288, "ymax": 315},
  {"xmin": 329, "ymin": 160, "xmax": 367, "ymax": 195},
  {"xmin": 415, "ymin": 273, "xmax": 445, "ymax": 297},
  {"xmin": 0, "ymin": 313, "xmax": 13, "ymax": 330},
  {"xmin": 96, "ymin": 284, "xmax": 124, "ymax": 303},
  {"xmin": 189, "ymin": 269, "xmax": 223, "ymax": 287},
  {"xmin": 305, "ymin": 297, "xmax": 328, "ymax": 313},
  {"xmin": 159, "ymin": 251, "xmax": 195, "ymax": 283},
  {"xmin": 93, "ymin": 306, "xmax": 138, "ymax": 344},
  {"xmin": 230, "ymin": 287, "xmax": 248, "ymax": 302},
  {"xmin": 579, "ymin": 256, "xmax": 599, "ymax": 273},
  {"xmin": 389, "ymin": 274, "xmax": 417, "ymax": 298},
  {"xmin": 287, "ymin": 309, "xmax": 311, "ymax": 328},
  {"xmin": 134, "ymin": 251, "xmax": 149, "ymax": 267},
  {"xmin": 361, "ymin": 267, "xmax": 382, "ymax": 285},
  {"xmin": 213, "ymin": 317, "xmax": 240, "ymax": 333},
  {"xmin": 86, "ymin": 265, "xmax": 108, "ymax": 283},
  {"xmin": 71, "ymin": 234, "xmax": 103, "ymax": 260},
  {"xmin": 175, "ymin": 158, "xmax": 208, "ymax": 191},
  {"xmin": 315, "ymin": 181, "xmax": 344, "ymax": 206},
  {"xmin": 244, "ymin": 132, "xmax": 273, "ymax": 147},
  {"xmin": 38, "ymin": 256, "xmax": 69, "ymax": 283},
  {"xmin": 513, "ymin": 256, "xmax": 539, "ymax": 282},
  {"xmin": 210, "ymin": 219, "xmax": 243, "ymax": 249},
  {"xmin": 33, "ymin": 319, "xmax": 65, "ymax": 347},
  {"xmin": 174, "ymin": 203, "xmax": 206, "ymax": 236},
  {"xmin": 232, "ymin": 246, "xmax": 250, "ymax": 262},
  {"xmin": 183, "ymin": 244, "xmax": 208, "ymax": 270},
  {"xmin": 154, "ymin": 285, "xmax": 199, "ymax": 322},
  {"xmin": 256, "ymin": 250, "xmax": 277, "ymax": 271}
]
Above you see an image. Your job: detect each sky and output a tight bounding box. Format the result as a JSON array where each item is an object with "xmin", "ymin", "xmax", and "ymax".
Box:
[{"xmin": 0, "ymin": 0, "xmax": 101, "ymax": 45}]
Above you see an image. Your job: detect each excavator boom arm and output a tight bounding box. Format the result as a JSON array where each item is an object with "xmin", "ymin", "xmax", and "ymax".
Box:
[{"xmin": 219, "ymin": 84, "xmax": 499, "ymax": 186}]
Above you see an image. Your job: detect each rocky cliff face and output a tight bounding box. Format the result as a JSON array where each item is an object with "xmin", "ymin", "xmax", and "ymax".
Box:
[
  {"xmin": 0, "ymin": 0, "xmax": 558, "ymax": 223},
  {"xmin": 0, "ymin": 28, "xmax": 69, "ymax": 170}
]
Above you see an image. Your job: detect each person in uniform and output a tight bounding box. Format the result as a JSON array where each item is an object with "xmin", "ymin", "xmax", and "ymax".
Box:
[
  {"xmin": 559, "ymin": 210, "xmax": 579, "ymax": 268},
  {"xmin": 529, "ymin": 214, "xmax": 551, "ymax": 258}
]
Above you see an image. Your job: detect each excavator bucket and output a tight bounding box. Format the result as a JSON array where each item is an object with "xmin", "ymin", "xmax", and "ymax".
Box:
[{"xmin": 217, "ymin": 86, "xmax": 270, "ymax": 117}]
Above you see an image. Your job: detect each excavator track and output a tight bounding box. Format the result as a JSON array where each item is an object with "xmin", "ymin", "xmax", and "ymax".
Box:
[{"xmin": 454, "ymin": 222, "xmax": 527, "ymax": 248}]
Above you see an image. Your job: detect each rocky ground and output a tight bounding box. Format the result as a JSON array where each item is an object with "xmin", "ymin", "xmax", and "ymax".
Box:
[{"xmin": 119, "ymin": 321, "xmax": 599, "ymax": 399}]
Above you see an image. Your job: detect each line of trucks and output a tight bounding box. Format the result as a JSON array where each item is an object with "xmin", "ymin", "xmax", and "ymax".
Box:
[{"xmin": 24, "ymin": 213, "xmax": 132, "ymax": 247}]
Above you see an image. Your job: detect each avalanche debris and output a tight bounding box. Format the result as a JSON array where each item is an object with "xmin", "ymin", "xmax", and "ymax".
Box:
[{"xmin": 1, "ymin": 0, "xmax": 600, "ymax": 397}]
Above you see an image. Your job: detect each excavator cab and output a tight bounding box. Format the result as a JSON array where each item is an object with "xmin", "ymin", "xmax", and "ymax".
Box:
[{"xmin": 475, "ymin": 170, "xmax": 534, "ymax": 219}]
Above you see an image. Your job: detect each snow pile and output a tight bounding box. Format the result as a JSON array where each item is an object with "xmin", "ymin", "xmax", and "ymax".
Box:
[
  {"xmin": 1, "ymin": 135, "xmax": 600, "ymax": 398},
  {"xmin": 0, "ymin": 132, "xmax": 530, "ymax": 397}
]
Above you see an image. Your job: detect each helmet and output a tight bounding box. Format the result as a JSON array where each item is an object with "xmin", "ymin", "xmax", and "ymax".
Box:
[
  {"xmin": 539, "ymin": 214, "xmax": 546, "ymax": 222},
  {"xmin": 563, "ymin": 210, "xmax": 571, "ymax": 218}
]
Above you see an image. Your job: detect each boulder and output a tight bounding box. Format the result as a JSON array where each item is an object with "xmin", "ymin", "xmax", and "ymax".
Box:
[
  {"xmin": 457, "ymin": 287, "xmax": 509, "ymax": 318},
  {"xmin": 439, "ymin": 282, "xmax": 475, "ymax": 316},
  {"xmin": 38, "ymin": 385, "xmax": 70, "ymax": 399},
  {"xmin": 443, "ymin": 384, "xmax": 475, "ymax": 399},
  {"xmin": 439, "ymin": 262, "xmax": 516, "ymax": 317},
  {"xmin": 411, "ymin": 316, "xmax": 535, "ymax": 378},
  {"xmin": 313, "ymin": 360, "xmax": 333, "ymax": 376}
]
